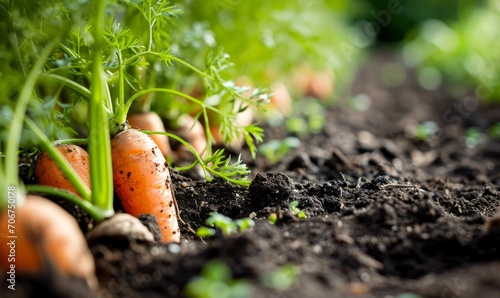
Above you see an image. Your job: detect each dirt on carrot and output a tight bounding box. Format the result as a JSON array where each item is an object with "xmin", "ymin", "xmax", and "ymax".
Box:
[
  {"xmin": 127, "ymin": 112, "xmax": 172, "ymax": 158},
  {"xmin": 111, "ymin": 129, "xmax": 180, "ymax": 243}
]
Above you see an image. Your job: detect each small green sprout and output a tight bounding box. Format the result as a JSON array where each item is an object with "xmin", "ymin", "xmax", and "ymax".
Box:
[
  {"xmin": 196, "ymin": 212, "xmax": 255, "ymax": 237},
  {"xmin": 413, "ymin": 121, "xmax": 438, "ymax": 141},
  {"xmin": 259, "ymin": 263, "xmax": 299, "ymax": 290},
  {"xmin": 184, "ymin": 259, "xmax": 252, "ymax": 298},
  {"xmin": 348, "ymin": 93, "xmax": 372, "ymax": 111},
  {"xmin": 465, "ymin": 127, "xmax": 485, "ymax": 148},
  {"xmin": 489, "ymin": 122, "xmax": 500, "ymax": 139},
  {"xmin": 258, "ymin": 137, "xmax": 300, "ymax": 165},
  {"xmin": 285, "ymin": 118, "xmax": 309, "ymax": 135},
  {"xmin": 289, "ymin": 201, "xmax": 307, "ymax": 219},
  {"xmin": 268, "ymin": 213, "xmax": 278, "ymax": 225}
]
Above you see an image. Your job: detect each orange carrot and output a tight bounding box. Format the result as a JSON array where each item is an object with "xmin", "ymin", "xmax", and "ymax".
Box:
[
  {"xmin": 35, "ymin": 144, "xmax": 91, "ymax": 196},
  {"xmin": 0, "ymin": 195, "xmax": 97, "ymax": 289},
  {"xmin": 290, "ymin": 63, "xmax": 314, "ymax": 96},
  {"xmin": 290, "ymin": 63, "xmax": 335, "ymax": 100},
  {"xmin": 170, "ymin": 114, "xmax": 207, "ymax": 160},
  {"xmin": 127, "ymin": 112, "xmax": 172, "ymax": 158},
  {"xmin": 269, "ymin": 82, "xmax": 293, "ymax": 116},
  {"xmin": 111, "ymin": 129, "xmax": 180, "ymax": 243},
  {"xmin": 308, "ymin": 69, "xmax": 334, "ymax": 101},
  {"xmin": 209, "ymin": 104, "xmax": 254, "ymax": 150}
]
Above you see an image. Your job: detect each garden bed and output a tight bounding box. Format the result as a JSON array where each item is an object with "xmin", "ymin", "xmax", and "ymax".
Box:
[{"xmin": 5, "ymin": 48, "xmax": 500, "ymax": 298}]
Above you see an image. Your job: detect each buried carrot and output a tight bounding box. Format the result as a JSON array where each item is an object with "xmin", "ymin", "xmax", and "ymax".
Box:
[
  {"xmin": 35, "ymin": 144, "xmax": 91, "ymax": 197},
  {"xmin": 111, "ymin": 129, "xmax": 180, "ymax": 243},
  {"xmin": 127, "ymin": 112, "xmax": 172, "ymax": 158},
  {"xmin": 0, "ymin": 195, "xmax": 97, "ymax": 290}
]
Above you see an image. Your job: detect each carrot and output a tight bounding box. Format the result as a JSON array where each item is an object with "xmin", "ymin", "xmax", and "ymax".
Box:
[
  {"xmin": 170, "ymin": 114, "xmax": 207, "ymax": 160},
  {"xmin": 209, "ymin": 104, "xmax": 254, "ymax": 150},
  {"xmin": 111, "ymin": 129, "xmax": 180, "ymax": 243},
  {"xmin": 35, "ymin": 144, "xmax": 91, "ymax": 197},
  {"xmin": 207, "ymin": 92, "xmax": 255, "ymax": 151},
  {"xmin": 308, "ymin": 69, "xmax": 335, "ymax": 101},
  {"xmin": 269, "ymin": 82, "xmax": 293, "ymax": 116},
  {"xmin": 290, "ymin": 63, "xmax": 314, "ymax": 96},
  {"xmin": 290, "ymin": 63, "xmax": 335, "ymax": 100},
  {"xmin": 127, "ymin": 112, "xmax": 172, "ymax": 158},
  {"xmin": 0, "ymin": 195, "xmax": 97, "ymax": 290}
]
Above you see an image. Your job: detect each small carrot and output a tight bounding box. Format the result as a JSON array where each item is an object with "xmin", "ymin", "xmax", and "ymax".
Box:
[
  {"xmin": 127, "ymin": 112, "xmax": 172, "ymax": 158},
  {"xmin": 290, "ymin": 62, "xmax": 314, "ymax": 96},
  {"xmin": 169, "ymin": 114, "xmax": 207, "ymax": 160},
  {"xmin": 209, "ymin": 100, "xmax": 254, "ymax": 150},
  {"xmin": 308, "ymin": 69, "xmax": 334, "ymax": 101},
  {"xmin": 0, "ymin": 195, "xmax": 97, "ymax": 290},
  {"xmin": 269, "ymin": 82, "xmax": 293, "ymax": 116},
  {"xmin": 290, "ymin": 63, "xmax": 334, "ymax": 100},
  {"xmin": 35, "ymin": 144, "xmax": 91, "ymax": 197},
  {"xmin": 111, "ymin": 129, "xmax": 180, "ymax": 243}
]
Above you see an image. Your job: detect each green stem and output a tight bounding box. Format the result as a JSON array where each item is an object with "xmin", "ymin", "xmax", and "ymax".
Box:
[
  {"xmin": 145, "ymin": 131, "xmax": 208, "ymax": 177},
  {"xmin": 201, "ymin": 108, "xmax": 213, "ymax": 157},
  {"xmin": 39, "ymin": 74, "xmax": 92, "ymax": 99},
  {"xmin": 144, "ymin": 131, "xmax": 250, "ymax": 186},
  {"xmin": 124, "ymin": 52, "xmax": 215, "ymax": 82},
  {"xmin": 125, "ymin": 87, "xmax": 217, "ymax": 156},
  {"xmin": 89, "ymin": 0, "xmax": 114, "ymax": 213},
  {"xmin": 110, "ymin": 49, "xmax": 129, "ymax": 129},
  {"xmin": 25, "ymin": 118, "xmax": 91, "ymax": 201},
  {"xmin": 5, "ymin": 41, "xmax": 57, "ymax": 191},
  {"xmin": 147, "ymin": 1, "xmax": 153, "ymax": 52},
  {"xmin": 26, "ymin": 185, "xmax": 112, "ymax": 222},
  {"xmin": 127, "ymin": 53, "xmax": 252, "ymax": 105},
  {"xmin": 125, "ymin": 87, "xmax": 221, "ymax": 115}
]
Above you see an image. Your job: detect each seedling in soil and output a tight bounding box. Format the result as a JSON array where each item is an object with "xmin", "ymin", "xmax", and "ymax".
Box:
[
  {"xmin": 268, "ymin": 201, "xmax": 307, "ymax": 224},
  {"xmin": 258, "ymin": 137, "xmax": 301, "ymax": 165},
  {"xmin": 289, "ymin": 201, "xmax": 307, "ymax": 219},
  {"xmin": 284, "ymin": 98, "xmax": 326, "ymax": 136},
  {"xmin": 489, "ymin": 122, "xmax": 500, "ymax": 139},
  {"xmin": 196, "ymin": 212, "xmax": 255, "ymax": 237},
  {"xmin": 413, "ymin": 121, "xmax": 438, "ymax": 140},
  {"xmin": 184, "ymin": 259, "xmax": 252, "ymax": 298},
  {"xmin": 268, "ymin": 213, "xmax": 278, "ymax": 225},
  {"xmin": 465, "ymin": 127, "xmax": 486, "ymax": 148},
  {"xmin": 259, "ymin": 263, "xmax": 299, "ymax": 290}
]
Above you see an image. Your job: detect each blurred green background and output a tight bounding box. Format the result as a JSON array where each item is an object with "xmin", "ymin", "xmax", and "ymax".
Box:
[
  {"xmin": 164, "ymin": 0, "xmax": 499, "ymax": 103},
  {"xmin": 348, "ymin": 0, "xmax": 481, "ymax": 42}
]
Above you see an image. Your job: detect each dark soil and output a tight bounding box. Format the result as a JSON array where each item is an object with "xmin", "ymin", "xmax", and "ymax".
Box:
[{"xmin": 4, "ymin": 48, "xmax": 500, "ymax": 298}]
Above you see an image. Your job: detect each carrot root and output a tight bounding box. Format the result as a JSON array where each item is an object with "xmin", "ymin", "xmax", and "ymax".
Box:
[
  {"xmin": 111, "ymin": 129, "xmax": 180, "ymax": 243},
  {"xmin": 0, "ymin": 195, "xmax": 97, "ymax": 290},
  {"xmin": 34, "ymin": 144, "xmax": 91, "ymax": 197}
]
